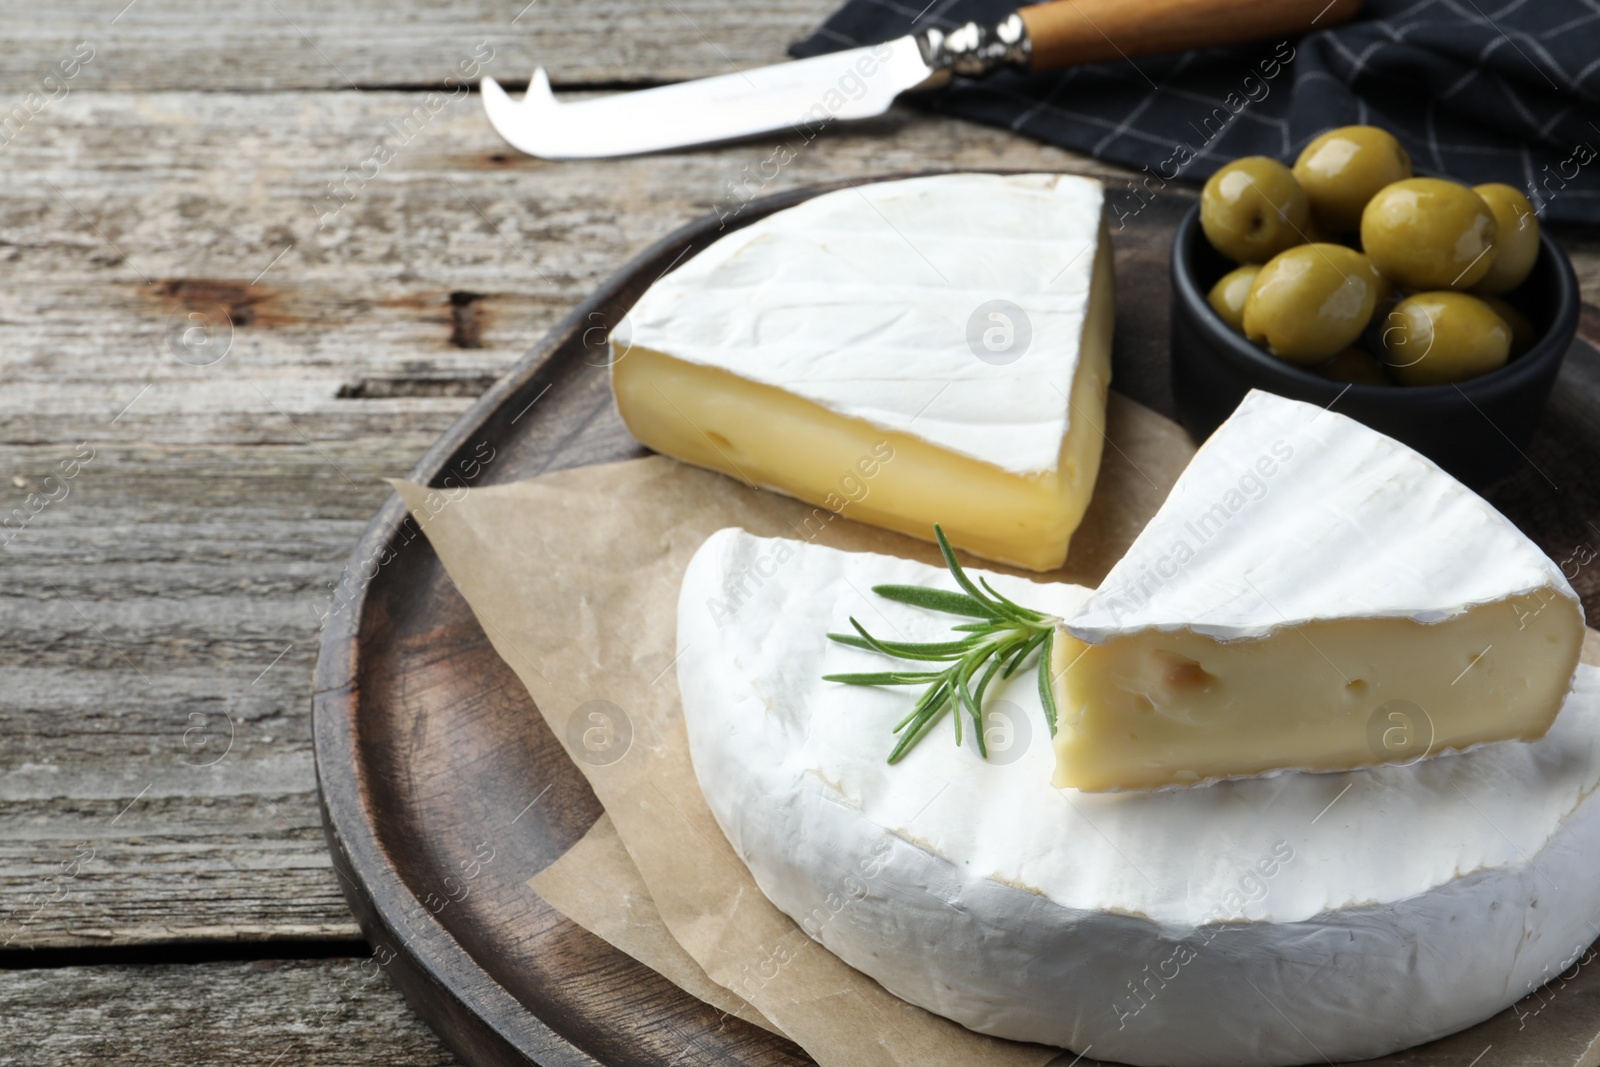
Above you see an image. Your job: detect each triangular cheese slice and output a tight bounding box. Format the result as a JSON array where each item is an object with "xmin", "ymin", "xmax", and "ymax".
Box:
[
  {"xmin": 1056, "ymin": 389, "xmax": 1585, "ymax": 791},
  {"xmin": 611, "ymin": 172, "xmax": 1112, "ymax": 571}
]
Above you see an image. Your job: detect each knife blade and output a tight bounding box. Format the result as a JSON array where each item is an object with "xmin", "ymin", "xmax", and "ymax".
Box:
[
  {"xmin": 484, "ymin": 0, "xmax": 1362, "ymax": 160},
  {"xmin": 483, "ymin": 37, "xmax": 937, "ymax": 160}
]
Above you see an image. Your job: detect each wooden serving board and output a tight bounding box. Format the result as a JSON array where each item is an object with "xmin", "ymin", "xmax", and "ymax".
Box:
[{"xmin": 311, "ymin": 173, "xmax": 1600, "ymax": 1067}]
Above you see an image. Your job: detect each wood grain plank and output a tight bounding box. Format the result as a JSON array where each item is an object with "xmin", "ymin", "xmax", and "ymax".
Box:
[
  {"xmin": 0, "ymin": 0, "xmax": 836, "ymax": 93},
  {"xmin": 0, "ymin": 957, "xmax": 460, "ymax": 1065},
  {"xmin": 0, "ymin": 440, "xmax": 398, "ymax": 950}
]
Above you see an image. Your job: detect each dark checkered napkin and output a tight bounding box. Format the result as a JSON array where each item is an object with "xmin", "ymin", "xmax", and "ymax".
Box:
[{"xmin": 791, "ymin": 0, "xmax": 1600, "ymax": 225}]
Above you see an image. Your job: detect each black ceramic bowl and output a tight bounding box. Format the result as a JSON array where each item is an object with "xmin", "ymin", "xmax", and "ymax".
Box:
[{"xmin": 1169, "ymin": 204, "xmax": 1578, "ymax": 487}]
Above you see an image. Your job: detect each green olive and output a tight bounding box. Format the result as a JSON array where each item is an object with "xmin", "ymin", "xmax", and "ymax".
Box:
[
  {"xmin": 1201, "ymin": 157, "xmax": 1312, "ymax": 264},
  {"xmin": 1317, "ymin": 346, "xmax": 1393, "ymax": 386},
  {"xmin": 1360, "ymin": 178, "xmax": 1498, "ymax": 290},
  {"xmin": 1471, "ymin": 184, "xmax": 1539, "ymax": 295},
  {"xmin": 1378, "ymin": 292, "xmax": 1511, "ymax": 386},
  {"xmin": 1293, "ymin": 126, "xmax": 1412, "ymax": 233},
  {"xmin": 1479, "ymin": 295, "xmax": 1537, "ymax": 357},
  {"xmin": 1207, "ymin": 265, "xmax": 1260, "ymax": 331},
  {"xmin": 1242, "ymin": 244, "xmax": 1382, "ymax": 364}
]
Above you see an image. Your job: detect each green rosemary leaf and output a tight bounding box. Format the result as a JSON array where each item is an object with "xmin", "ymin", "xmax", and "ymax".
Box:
[
  {"xmin": 826, "ymin": 630, "xmax": 969, "ymax": 660},
  {"xmin": 845, "ymin": 617, "xmax": 981, "ymax": 661},
  {"xmin": 971, "ymin": 655, "xmax": 1004, "ymax": 712},
  {"xmin": 889, "ymin": 684, "xmax": 953, "ymax": 763},
  {"xmin": 932, "ymin": 525, "xmax": 996, "ymax": 608},
  {"xmin": 871, "ymin": 584, "xmax": 998, "ymax": 619},
  {"xmin": 954, "ymin": 656, "xmax": 986, "ymax": 758},
  {"xmin": 822, "ymin": 671, "xmax": 942, "ymax": 686},
  {"xmin": 1038, "ymin": 633, "xmax": 1059, "ymax": 736},
  {"xmin": 999, "ymin": 630, "xmax": 1047, "ymax": 679},
  {"xmin": 894, "ymin": 678, "xmax": 951, "ymax": 733},
  {"xmin": 978, "ymin": 575, "xmax": 1053, "ymax": 623},
  {"xmin": 826, "ymin": 632, "xmax": 873, "ymax": 652}
]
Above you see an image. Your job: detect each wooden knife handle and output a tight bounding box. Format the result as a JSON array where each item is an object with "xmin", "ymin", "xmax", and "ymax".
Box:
[{"xmin": 1019, "ymin": 0, "xmax": 1362, "ymax": 72}]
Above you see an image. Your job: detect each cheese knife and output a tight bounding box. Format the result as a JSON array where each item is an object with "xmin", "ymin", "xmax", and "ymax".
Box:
[{"xmin": 482, "ymin": 0, "xmax": 1361, "ymax": 160}]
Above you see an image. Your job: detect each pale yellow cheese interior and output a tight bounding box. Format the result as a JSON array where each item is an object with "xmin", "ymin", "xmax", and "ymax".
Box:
[
  {"xmin": 1052, "ymin": 593, "xmax": 1585, "ymax": 791},
  {"xmin": 610, "ymin": 236, "xmax": 1114, "ymax": 572}
]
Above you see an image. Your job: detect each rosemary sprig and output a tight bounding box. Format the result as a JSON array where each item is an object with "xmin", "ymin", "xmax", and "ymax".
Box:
[{"xmin": 822, "ymin": 525, "xmax": 1061, "ymax": 763}]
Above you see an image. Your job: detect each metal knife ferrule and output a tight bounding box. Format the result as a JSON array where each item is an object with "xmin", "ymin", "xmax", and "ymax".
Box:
[{"xmin": 915, "ymin": 13, "xmax": 1032, "ymax": 79}]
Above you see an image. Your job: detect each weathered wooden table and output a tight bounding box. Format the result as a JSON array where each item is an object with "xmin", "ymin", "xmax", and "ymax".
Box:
[{"xmin": 2, "ymin": 3, "xmax": 1597, "ymax": 1064}]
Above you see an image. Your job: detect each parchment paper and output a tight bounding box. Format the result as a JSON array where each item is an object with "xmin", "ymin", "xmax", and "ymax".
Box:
[
  {"xmin": 394, "ymin": 393, "xmax": 1600, "ymax": 1067},
  {"xmin": 528, "ymin": 812, "xmax": 782, "ymax": 1036}
]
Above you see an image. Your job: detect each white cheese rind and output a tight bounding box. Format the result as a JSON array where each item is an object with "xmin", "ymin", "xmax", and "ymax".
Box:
[
  {"xmin": 615, "ymin": 172, "xmax": 1104, "ymax": 476},
  {"xmin": 678, "ymin": 528, "xmax": 1600, "ymax": 1067},
  {"xmin": 1066, "ymin": 389, "xmax": 1578, "ymax": 642}
]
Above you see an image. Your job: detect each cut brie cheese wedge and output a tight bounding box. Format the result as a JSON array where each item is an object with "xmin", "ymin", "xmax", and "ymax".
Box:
[
  {"xmin": 678, "ymin": 527, "xmax": 1600, "ymax": 1067},
  {"xmin": 612, "ymin": 172, "xmax": 1112, "ymax": 572},
  {"xmin": 1056, "ymin": 389, "xmax": 1585, "ymax": 791}
]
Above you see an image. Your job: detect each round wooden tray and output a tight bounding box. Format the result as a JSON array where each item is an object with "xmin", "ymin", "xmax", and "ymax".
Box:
[{"xmin": 311, "ymin": 174, "xmax": 1600, "ymax": 1067}]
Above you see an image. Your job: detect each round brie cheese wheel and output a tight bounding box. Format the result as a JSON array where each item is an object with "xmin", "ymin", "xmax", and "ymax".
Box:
[{"xmin": 677, "ymin": 528, "xmax": 1600, "ymax": 1067}]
